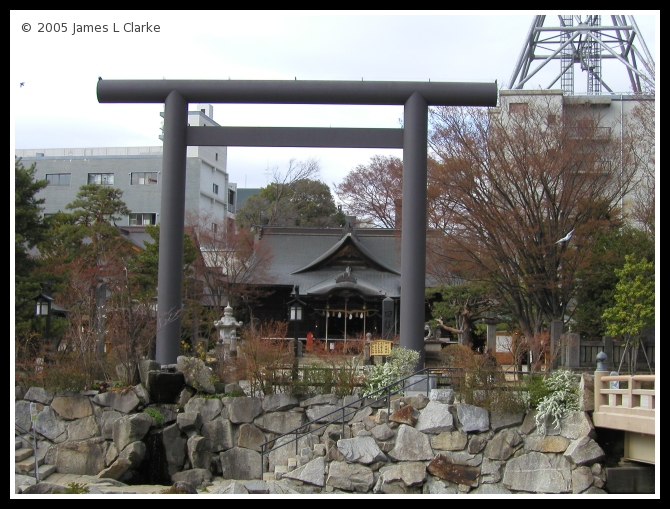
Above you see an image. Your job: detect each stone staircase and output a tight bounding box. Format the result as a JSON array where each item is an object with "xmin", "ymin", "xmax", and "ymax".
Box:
[
  {"xmin": 263, "ymin": 458, "xmax": 296, "ymax": 481},
  {"xmin": 261, "ymin": 433, "xmax": 342, "ymax": 482},
  {"xmin": 14, "ymin": 431, "xmax": 57, "ymax": 483}
]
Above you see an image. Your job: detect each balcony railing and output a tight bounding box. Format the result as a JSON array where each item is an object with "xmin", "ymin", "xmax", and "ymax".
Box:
[
  {"xmin": 593, "ymin": 371, "xmax": 655, "ymax": 436},
  {"xmin": 566, "ymin": 126, "xmax": 611, "ymax": 140}
]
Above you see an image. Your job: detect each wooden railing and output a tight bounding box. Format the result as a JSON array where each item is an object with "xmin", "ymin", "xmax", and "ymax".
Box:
[{"xmin": 592, "ymin": 371, "xmax": 655, "ymax": 435}]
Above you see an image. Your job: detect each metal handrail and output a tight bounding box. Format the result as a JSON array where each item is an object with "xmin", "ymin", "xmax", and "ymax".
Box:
[
  {"xmin": 259, "ymin": 367, "xmax": 457, "ymax": 478},
  {"xmin": 15, "ymin": 423, "xmax": 39, "ymax": 482}
]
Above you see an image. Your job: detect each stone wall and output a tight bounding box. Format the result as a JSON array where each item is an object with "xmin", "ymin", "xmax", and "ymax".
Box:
[{"xmin": 14, "ymin": 359, "xmax": 610, "ymax": 495}]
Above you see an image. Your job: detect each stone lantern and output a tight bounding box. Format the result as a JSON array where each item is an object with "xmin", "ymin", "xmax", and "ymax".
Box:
[{"xmin": 213, "ymin": 304, "xmax": 243, "ymax": 358}]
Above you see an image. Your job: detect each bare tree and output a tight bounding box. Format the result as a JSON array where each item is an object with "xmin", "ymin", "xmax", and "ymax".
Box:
[
  {"xmin": 626, "ymin": 92, "xmax": 655, "ymax": 239},
  {"xmin": 185, "ymin": 210, "xmax": 276, "ymax": 334},
  {"xmin": 54, "ymin": 263, "xmax": 111, "ymax": 381},
  {"xmin": 427, "ymin": 96, "xmax": 641, "ymax": 341},
  {"xmin": 104, "ymin": 261, "xmax": 164, "ymax": 385},
  {"xmin": 262, "ymin": 158, "xmax": 321, "ymax": 227}
]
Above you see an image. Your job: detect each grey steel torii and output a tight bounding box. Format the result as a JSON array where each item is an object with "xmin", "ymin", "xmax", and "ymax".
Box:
[{"xmin": 97, "ymin": 79, "xmax": 497, "ymax": 368}]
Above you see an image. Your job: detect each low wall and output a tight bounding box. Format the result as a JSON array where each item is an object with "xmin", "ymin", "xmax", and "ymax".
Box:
[{"xmin": 14, "ymin": 369, "xmax": 618, "ymax": 494}]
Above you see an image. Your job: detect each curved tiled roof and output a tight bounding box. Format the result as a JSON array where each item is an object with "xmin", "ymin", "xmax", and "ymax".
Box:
[
  {"xmin": 258, "ymin": 225, "xmax": 407, "ymax": 299},
  {"xmin": 291, "ymin": 228, "xmax": 399, "ymax": 275},
  {"xmin": 303, "ymin": 269, "xmax": 388, "ymax": 298}
]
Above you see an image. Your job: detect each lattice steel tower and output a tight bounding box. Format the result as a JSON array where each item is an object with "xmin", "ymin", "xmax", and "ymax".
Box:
[{"xmin": 508, "ymin": 15, "xmax": 655, "ymax": 95}]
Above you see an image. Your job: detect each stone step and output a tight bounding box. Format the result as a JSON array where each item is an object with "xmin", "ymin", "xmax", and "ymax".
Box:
[
  {"xmin": 273, "ymin": 464, "xmax": 289, "ymax": 480},
  {"xmin": 15, "ymin": 448, "xmax": 34, "ymax": 462},
  {"xmin": 37, "ymin": 463, "xmax": 57, "ymax": 479},
  {"xmin": 15, "ymin": 462, "xmax": 56, "ymax": 480},
  {"xmin": 15, "ymin": 454, "xmax": 44, "ymax": 474}
]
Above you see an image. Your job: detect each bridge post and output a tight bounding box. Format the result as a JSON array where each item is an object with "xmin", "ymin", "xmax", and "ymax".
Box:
[{"xmin": 594, "ymin": 351, "xmax": 608, "ymax": 414}]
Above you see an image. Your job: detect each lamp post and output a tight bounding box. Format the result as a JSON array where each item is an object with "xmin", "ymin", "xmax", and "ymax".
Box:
[
  {"xmin": 287, "ymin": 286, "xmax": 305, "ymax": 380},
  {"xmin": 34, "ymin": 282, "xmax": 54, "ymax": 352}
]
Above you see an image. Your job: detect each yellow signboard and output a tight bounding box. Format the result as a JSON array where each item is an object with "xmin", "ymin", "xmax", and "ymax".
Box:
[{"xmin": 370, "ymin": 340, "xmax": 393, "ymax": 356}]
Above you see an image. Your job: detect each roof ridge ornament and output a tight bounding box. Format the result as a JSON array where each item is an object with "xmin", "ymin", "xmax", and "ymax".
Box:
[{"xmin": 336, "ymin": 266, "xmax": 356, "ymax": 284}]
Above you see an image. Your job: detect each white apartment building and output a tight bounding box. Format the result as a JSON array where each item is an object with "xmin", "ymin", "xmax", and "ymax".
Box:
[
  {"xmin": 15, "ymin": 104, "xmax": 237, "ymax": 233},
  {"xmin": 494, "ymin": 89, "xmax": 654, "ymax": 222}
]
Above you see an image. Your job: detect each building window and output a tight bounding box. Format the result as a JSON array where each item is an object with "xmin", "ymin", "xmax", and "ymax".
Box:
[
  {"xmin": 130, "ymin": 172, "xmax": 158, "ymax": 185},
  {"xmin": 46, "ymin": 173, "xmax": 71, "ymax": 186},
  {"xmin": 88, "ymin": 173, "xmax": 114, "ymax": 185},
  {"xmin": 213, "ymin": 183, "xmax": 219, "ymax": 195},
  {"xmin": 228, "ymin": 189, "xmax": 236, "ymax": 213},
  {"xmin": 215, "ymin": 153, "xmax": 218, "ymax": 161},
  {"xmin": 129, "ymin": 213, "xmax": 157, "ymax": 226},
  {"xmin": 547, "ymin": 114, "xmax": 557, "ymax": 125},
  {"xmin": 509, "ymin": 102, "xmax": 528, "ymax": 114},
  {"xmin": 596, "ymin": 159, "xmax": 612, "ymax": 173}
]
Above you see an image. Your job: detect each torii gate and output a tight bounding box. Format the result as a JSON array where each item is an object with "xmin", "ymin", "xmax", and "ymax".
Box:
[{"xmin": 97, "ymin": 79, "xmax": 497, "ymax": 368}]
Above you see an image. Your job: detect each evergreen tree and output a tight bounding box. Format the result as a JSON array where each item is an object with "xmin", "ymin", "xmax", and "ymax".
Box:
[
  {"xmin": 574, "ymin": 225, "xmax": 654, "ymax": 338},
  {"xmin": 14, "ymin": 158, "xmax": 49, "ymax": 339},
  {"xmin": 14, "ymin": 159, "xmax": 48, "ymax": 276},
  {"xmin": 63, "ymin": 184, "xmax": 131, "ymax": 263},
  {"xmin": 129, "ymin": 224, "xmax": 198, "ymax": 303},
  {"xmin": 602, "ymin": 255, "xmax": 655, "ymax": 375},
  {"xmin": 235, "ymin": 158, "xmax": 344, "ymax": 230}
]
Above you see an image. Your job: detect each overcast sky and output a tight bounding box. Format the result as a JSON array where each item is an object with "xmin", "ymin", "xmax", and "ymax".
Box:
[{"xmin": 11, "ymin": 11, "xmax": 658, "ymax": 190}]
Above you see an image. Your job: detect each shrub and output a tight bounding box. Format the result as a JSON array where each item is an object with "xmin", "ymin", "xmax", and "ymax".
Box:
[
  {"xmin": 16, "ymin": 344, "xmax": 116, "ymax": 393},
  {"xmin": 143, "ymin": 407, "xmax": 164, "ymax": 426},
  {"xmin": 295, "ymin": 355, "xmax": 364, "ymax": 398},
  {"xmin": 212, "ymin": 351, "xmax": 247, "ymax": 386},
  {"xmin": 222, "ymin": 386, "xmax": 246, "ymax": 398},
  {"xmin": 40, "ymin": 357, "xmax": 92, "ymax": 393},
  {"xmin": 360, "ymin": 345, "xmax": 419, "ymax": 398},
  {"xmin": 522, "ymin": 373, "xmax": 551, "ymax": 409},
  {"xmin": 530, "ymin": 369, "xmax": 580, "ymax": 434},
  {"xmin": 236, "ymin": 320, "xmax": 293, "ymax": 396},
  {"xmin": 438, "ymin": 344, "xmax": 526, "ymax": 413},
  {"xmin": 299, "ymin": 337, "xmax": 366, "ymax": 397},
  {"xmin": 63, "ymin": 482, "xmax": 90, "ymax": 494}
]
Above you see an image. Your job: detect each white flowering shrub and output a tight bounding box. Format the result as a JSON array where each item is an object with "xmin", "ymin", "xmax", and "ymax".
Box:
[
  {"xmin": 534, "ymin": 369, "xmax": 580, "ymax": 434},
  {"xmin": 360, "ymin": 347, "xmax": 419, "ymax": 397}
]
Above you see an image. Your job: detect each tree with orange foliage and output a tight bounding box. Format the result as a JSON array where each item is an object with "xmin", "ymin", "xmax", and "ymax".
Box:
[
  {"xmin": 427, "ymin": 97, "xmax": 641, "ymax": 342},
  {"xmin": 333, "ymin": 155, "xmax": 403, "ymax": 228}
]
